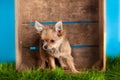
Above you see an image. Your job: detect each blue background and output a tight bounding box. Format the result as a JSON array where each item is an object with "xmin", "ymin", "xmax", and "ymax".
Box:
[{"xmin": 0, "ymin": 0, "xmax": 120, "ymax": 62}]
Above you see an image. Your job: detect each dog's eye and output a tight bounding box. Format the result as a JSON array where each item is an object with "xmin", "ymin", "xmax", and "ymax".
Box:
[
  {"xmin": 42, "ymin": 40, "xmax": 46, "ymax": 42},
  {"xmin": 50, "ymin": 40, "xmax": 55, "ymax": 43}
]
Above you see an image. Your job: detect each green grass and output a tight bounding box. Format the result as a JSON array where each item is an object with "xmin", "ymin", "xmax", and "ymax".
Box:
[{"xmin": 0, "ymin": 56, "xmax": 120, "ymax": 80}]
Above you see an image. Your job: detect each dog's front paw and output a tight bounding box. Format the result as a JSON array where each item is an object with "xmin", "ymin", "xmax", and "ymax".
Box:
[
  {"xmin": 51, "ymin": 68, "xmax": 56, "ymax": 71},
  {"xmin": 61, "ymin": 65, "xmax": 68, "ymax": 70},
  {"xmin": 39, "ymin": 66, "xmax": 45, "ymax": 70},
  {"xmin": 71, "ymin": 70, "xmax": 80, "ymax": 74}
]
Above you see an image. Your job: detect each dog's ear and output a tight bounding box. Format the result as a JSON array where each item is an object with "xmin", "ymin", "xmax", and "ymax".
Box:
[
  {"xmin": 35, "ymin": 21, "xmax": 44, "ymax": 33},
  {"xmin": 55, "ymin": 21, "xmax": 63, "ymax": 36}
]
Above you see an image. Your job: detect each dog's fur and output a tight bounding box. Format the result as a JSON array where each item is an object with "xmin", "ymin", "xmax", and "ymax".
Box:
[{"xmin": 35, "ymin": 21, "xmax": 78, "ymax": 73}]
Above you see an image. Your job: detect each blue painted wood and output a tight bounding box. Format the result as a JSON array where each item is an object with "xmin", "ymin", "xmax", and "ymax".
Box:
[
  {"xmin": 28, "ymin": 21, "xmax": 98, "ymax": 26},
  {"xmin": 29, "ymin": 46, "xmax": 39, "ymax": 51},
  {"xmin": 71, "ymin": 45, "xmax": 99, "ymax": 48},
  {"xmin": 29, "ymin": 45, "xmax": 99, "ymax": 51}
]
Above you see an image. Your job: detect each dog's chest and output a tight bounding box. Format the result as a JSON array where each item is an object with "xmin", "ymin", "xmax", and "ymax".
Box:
[{"xmin": 48, "ymin": 49, "xmax": 63, "ymax": 58}]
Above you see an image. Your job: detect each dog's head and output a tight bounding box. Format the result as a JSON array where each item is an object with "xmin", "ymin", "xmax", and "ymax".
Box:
[{"xmin": 35, "ymin": 21, "xmax": 65, "ymax": 51}]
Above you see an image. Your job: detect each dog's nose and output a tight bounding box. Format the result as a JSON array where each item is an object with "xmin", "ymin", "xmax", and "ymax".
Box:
[{"xmin": 44, "ymin": 45, "xmax": 48, "ymax": 50}]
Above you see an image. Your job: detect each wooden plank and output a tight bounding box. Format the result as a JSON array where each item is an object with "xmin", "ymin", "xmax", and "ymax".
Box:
[
  {"xmin": 16, "ymin": 0, "xmax": 105, "ymax": 72},
  {"xmin": 65, "ymin": 24, "xmax": 99, "ymax": 45},
  {"xmin": 15, "ymin": 0, "xmax": 23, "ymax": 71},
  {"xmin": 19, "ymin": 47, "xmax": 100, "ymax": 71},
  {"xmin": 93, "ymin": 0, "xmax": 106, "ymax": 72},
  {"xmin": 18, "ymin": 48, "xmax": 40, "ymax": 71},
  {"xmin": 103, "ymin": 0, "xmax": 106, "ymax": 72},
  {"xmin": 23, "ymin": 21, "xmax": 98, "ymax": 26},
  {"xmin": 21, "ymin": 23, "xmax": 99, "ymax": 47},
  {"xmin": 71, "ymin": 47, "xmax": 101, "ymax": 70},
  {"xmin": 20, "ymin": 0, "xmax": 99, "ymax": 22},
  {"xmin": 21, "ymin": 25, "xmax": 39, "ymax": 47}
]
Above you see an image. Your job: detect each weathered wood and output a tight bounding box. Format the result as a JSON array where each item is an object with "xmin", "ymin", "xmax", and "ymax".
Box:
[
  {"xmin": 92, "ymin": 0, "xmax": 106, "ymax": 72},
  {"xmin": 15, "ymin": 0, "xmax": 105, "ymax": 72},
  {"xmin": 21, "ymin": 23, "xmax": 99, "ymax": 47},
  {"xmin": 16, "ymin": 48, "xmax": 40, "ymax": 71},
  {"xmin": 98, "ymin": 0, "xmax": 106, "ymax": 72},
  {"xmin": 15, "ymin": 0, "xmax": 23, "ymax": 71},
  {"xmin": 65, "ymin": 24, "xmax": 99, "ymax": 45},
  {"xmin": 20, "ymin": 0, "xmax": 98, "ymax": 22},
  {"xmin": 72, "ymin": 47, "xmax": 101, "ymax": 70},
  {"xmin": 21, "ymin": 25, "xmax": 39, "ymax": 47}
]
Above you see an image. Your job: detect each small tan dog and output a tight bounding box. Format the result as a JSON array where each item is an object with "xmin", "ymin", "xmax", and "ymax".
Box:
[{"xmin": 35, "ymin": 21, "xmax": 78, "ymax": 73}]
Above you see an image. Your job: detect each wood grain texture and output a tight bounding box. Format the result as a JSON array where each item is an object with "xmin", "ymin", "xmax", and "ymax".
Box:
[
  {"xmin": 15, "ymin": 0, "xmax": 105, "ymax": 72},
  {"xmin": 16, "ymin": 48, "xmax": 40, "ymax": 71},
  {"xmin": 20, "ymin": 0, "xmax": 98, "ymax": 22},
  {"xmin": 15, "ymin": 0, "xmax": 23, "ymax": 71},
  {"xmin": 92, "ymin": 0, "xmax": 106, "ymax": 72},
  {"xmin": 21, "ymin": 23, "xmax": 99, "ymax": 47},
  {"xmin": 21, "ymin": 25, "xmax": 39, "ymax": 47},
  {"xmin": 72, "ymin": 47, "xmax": 102, "ymax": 70},
  {"xmin": 65, "ymin": 24, "xmax": 99, "ymax": 45},
  {"xmin": 98, "ymin": 0, "xmax": 106, "ymax": 72}
]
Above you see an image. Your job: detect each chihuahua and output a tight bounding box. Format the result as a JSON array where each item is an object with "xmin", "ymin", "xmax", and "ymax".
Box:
[{"xmin": 35, "ymin": 21, "xmax": 78, "ymax": 73}]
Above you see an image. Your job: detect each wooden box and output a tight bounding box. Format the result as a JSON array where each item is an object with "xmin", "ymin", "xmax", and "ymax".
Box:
[{"xmin": 15, "ymin": 0, "xmax": 106, "ymax": 72}]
